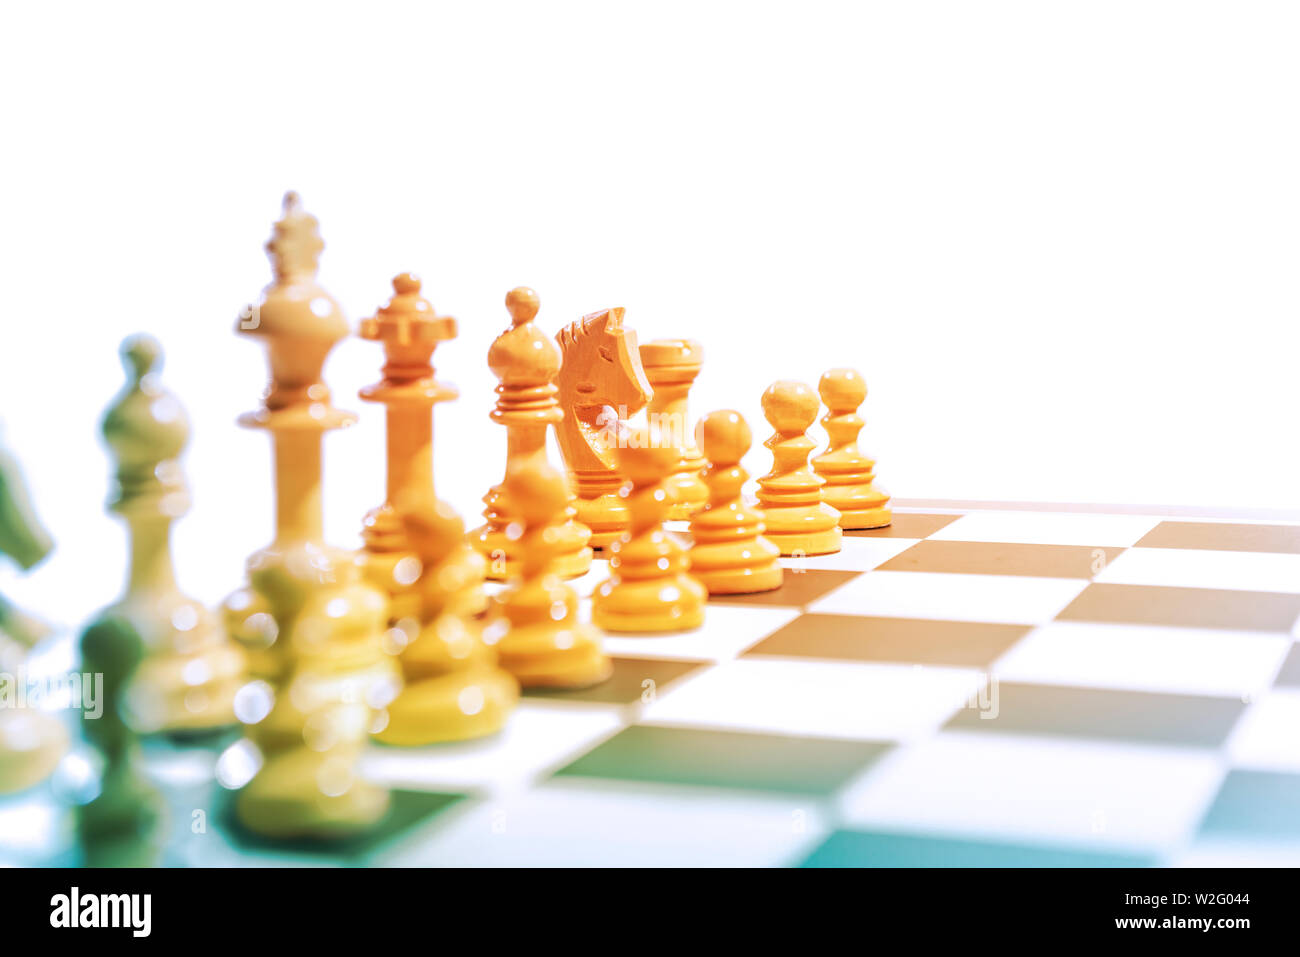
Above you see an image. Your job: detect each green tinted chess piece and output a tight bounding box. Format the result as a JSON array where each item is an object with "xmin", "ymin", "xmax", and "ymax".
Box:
[
  {"xmin": 0, "ymin": 437, "xmax": 67, "ymax": 795},
  {"xmin": 79, "ymin": 334, "xmax": 249, "ymax": 862}
]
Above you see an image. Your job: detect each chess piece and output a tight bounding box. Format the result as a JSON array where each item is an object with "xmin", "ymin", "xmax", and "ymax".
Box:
[
  {"xmin": 593, "ymin": 426, "xmax": 707, "ymax": 632},
  {"xmin": 554, "ymin": 308, "xmax": 653, "ymax": 550},
  {"xmin": 358, "ymin": 273, "xmax": 487, "ymax": 621},
  {"xmin": 639, "ymin": 339, "xmax": 708, "ymax": 519},
  {"xmin": 376, "ymin": 502, "xmax": 518, "ymax": 745},
  {"xmin": 471, "ymin": 287, "xmax": 592, "ymax": 580},
  {"xmin": 688, "ymin": 410, "xmax": 782, "ymax": 594},
  {"xmin": 0, "ymin": 439, "xmax": 65, "ymax": 795},
  {"xmin": 221, "ymin": 193, "xmax": 399, "ymax": 838},
  {"xmin": 757, "ymin": 381, "xmax": 842, "ymax": 556},
  {"xmin": 87, "ymin": 336, "xmax": 249, "ymax": 737},
  {"xmin": 812, "ymin": 368, "xmax": 892, "ymax": 529},
  {"xmin": 78, "ymin": 335, "xmax": 218, "ymax": 861},
  {"xmin": 487, "ymin": 461, "xmax": 611, "ymax": 688}
]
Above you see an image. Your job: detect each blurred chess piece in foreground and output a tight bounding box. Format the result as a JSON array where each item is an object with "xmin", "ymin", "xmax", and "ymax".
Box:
[{"xmin": 0, "ymin": 436, "xmax": 66, "ymax": 796}]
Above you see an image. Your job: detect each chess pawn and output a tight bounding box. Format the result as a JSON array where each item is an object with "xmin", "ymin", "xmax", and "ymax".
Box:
[
  {"xmin": 471, "ymin": 287, "xmax": 592, "ymax": 580},
  {"xmin": 639, "ymin": 339, "xmax": 708, "ymax": 519},
  {"xmin": 593, "ymin": 427, "xmax": 707, "ymax": 632},
  {"xmin": 757, "ymin": 381, "xmax": 842, "ymax": 556},
  {"xmin": 554, "ymin": 308, "xmax": 653, "ymax": 550},
  {"xmin": 234, "ymin": 551, "xmax": 398, "ymax": 838},
  {"xmin": 375, "ymin": 501, "xmax": 518, "ymax": 746},
  {"xmin": 812, "ymin": 368, "xmax": 892, "ymax": 529},
  {"xmin": 487, "ymin": 461, "xmax": 611, "ymax": 688},
  {"xmin": 688, "ymin": 411, "xmax": 783, "ymax": 595},
  {"xmin": 357, "ymin": 273, "xmax": 487, "ymax": 622}
]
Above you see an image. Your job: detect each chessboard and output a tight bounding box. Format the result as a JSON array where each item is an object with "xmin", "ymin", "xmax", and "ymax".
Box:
[{"xmin": 5, "ymin": 502, "xmax": 1300, "ymax": 868}]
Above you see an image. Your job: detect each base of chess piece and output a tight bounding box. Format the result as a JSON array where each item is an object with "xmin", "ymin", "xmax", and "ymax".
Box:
[
  {"xmin": 234, "ymin": 733, "xmax": 389, "ymax": 839},
  {"xmin": 688, "ymin": 543, "xmax": 784, "ymax": 595},
  {"xmin": 823, "ymin": 480, "xmax": 892, "ymax": 530},
  {"xmin": 377, "ymin": 665, "xmax": 517, "ymax": 745},
  {"xmin": 470, "ymin": 520, "xmax": 592, "ymax": 581},
  {"xmin": 375, "ymin": 613, "xmax": 518, "ymax": 746},
  {"xmin": 593, "ymin": 575, "xmax": 707, "ymax": 632},
  {"xmin": 492, "ymin": 618, "xmax": 612, "ymax": 688},
  {"xmin": 762, "ymin": 518, "xmax": 843, "ymax": 557}
]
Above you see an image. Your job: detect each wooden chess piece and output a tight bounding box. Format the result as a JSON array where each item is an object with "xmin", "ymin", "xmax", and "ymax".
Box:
[
  {"xmin": 688, "ymin": 410, "xmax": 783, "ymax": 594},
  {"xmin": 0, "ymin": 439, "xmax": 65, "ymax": 795},
  {"xmin": 593, "ymin": 426, "xmax": 707, "ymax": 632},
  {"xmin": 221, "ymin": 193, "xmax": 399, "ymax": 839},
  {"xmin": 358, "ymin": 273, "xmax": 487, "ymax": 621},
  {"xmin": 487, "ymin": 461, "xmax": 611, "ymax": 688},
  {"xmin": 639, "ymin": 339, "xmax": 708, "ymax": 519},
  {"xmin": 90, "ymin": 336, "xmax": 249, "ymax": 737},
  {"xmin": 757, "ymin": 380, "xmax": 842, "ymax": 556},
  {"xmin": 812, "ymin": 368, "xmax": 892, "ymax": 529},
  {"xmin": 375, "ymin": 500, "xmax": 518, "ymax": 746},
  {"xmin": 554, "ymin": 308, "xmax": 653, "ymax": 550},
  {"xmin": 470, "ymin": 287, "xmax": 592, "ymax": 580}
]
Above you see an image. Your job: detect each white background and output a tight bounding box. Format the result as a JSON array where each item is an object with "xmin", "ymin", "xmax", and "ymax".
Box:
[{"xmin": 1, "ymin": 0, "xmax": 1297, "ymax": 623}]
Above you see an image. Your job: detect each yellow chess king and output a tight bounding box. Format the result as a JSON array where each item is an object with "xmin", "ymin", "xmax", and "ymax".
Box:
[
  {"xmin": 471, "ymin": 287, "xmax": 592, "ymax": 581},
  {"xmin": 639, "ymin": 339, "xmax": 708, "ymax": 519},
  {"xmin": 221, "ymin": 193, "xmax": 399, "ymax": 839},
  {"xmin": 688, "ymin": 410, "xmax": 783, "ymax": 594},
  {"xmin": 357, "ymin": 273, "xmax": 487, "ymax": 622},
  {"xmin": 99, "ymin": 336, "xmax": 248, "ymax": 736},
  {"xmin": 757, "ymin": 380, "xmax": 842, "ymax": 556},
  {"xmin": 593, "ymin": 427, "xmax": 707, "ymax": 632},
  {"xmin": 812, "ymin": 368, "xmax": 891, "ymax": 529},
  {"xmin": 487, "ymin": 461, "xmax": 611, "ymax": 688}
]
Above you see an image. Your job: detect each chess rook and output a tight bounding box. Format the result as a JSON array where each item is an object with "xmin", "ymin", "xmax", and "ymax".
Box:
[
  {"xmin": 471, "ymin": 287, "xmax": 592, "ymax": 580},
  {"xmin": 358, "ymin": 273, "xmax": 486, "ymax": 622},
  {"xmin": 221, "ymin": 193, "xmax": 399, "ymax": 839},
  {"xmin": 688, "ymin": 410, "xmax": 782, "ymax": 594},
  {"xmin": 812, "ymin": 368, "xmax": 891, "ymax": 529},
  {"xmin": 593, "ymin": 426, "xmax": 707, "ymax": 632},
  {"xmin": 487, "ymin": 461, "xmax": 611, "ymax": 688},
  {"xmin": 639, "ymin": 339, "xmax": 707, "ymax": 519},
  {"xmin": 757, "ymin": 380, "xmax": 842, "ymax": 556},
  {"xmin": 555, "ymin": 308, "xmax": 653, "ymax": 550}
]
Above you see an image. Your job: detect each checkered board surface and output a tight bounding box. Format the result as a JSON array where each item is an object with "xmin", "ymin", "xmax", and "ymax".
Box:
[{"xmin": 9, "ymin": 504, "xmax": 1300, "ymax": 867}]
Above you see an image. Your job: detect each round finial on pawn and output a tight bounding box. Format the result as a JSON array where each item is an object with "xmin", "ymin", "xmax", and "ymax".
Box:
[
  {"xmin": 503, "ymin": 460, "xmax": 570, "ymax": 529},
  {"xmin": 399, "ymin": 497, "xmax": 466, "ymax": 566},
  {"xmin": 762, "ymin": 380, "xmax": 819, "ymax": 432},
  {"xmin": 616, "ymin": 426, "xmax": 681, "ymax": 488},
  {"xmin": 393, "ymin": 272, "xmax": 422, "ymax": 296},
  {"xmin": 121, "ymin": 333, "xmax": 162, "ymax": 384},
  {"xmin": 505, "ymin": 287, "xmax": 540, "ymax": 327},
  {"xmin": 282, "ymin": 190, "xmax": 302, "ymax": 215},
  {"xmin": 819, "ymin": 368, "xmax": 866, "ymax": 412},
  {"xmin": 696, "ymin": 410, "xmax": 751, "ymax": 468}
]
